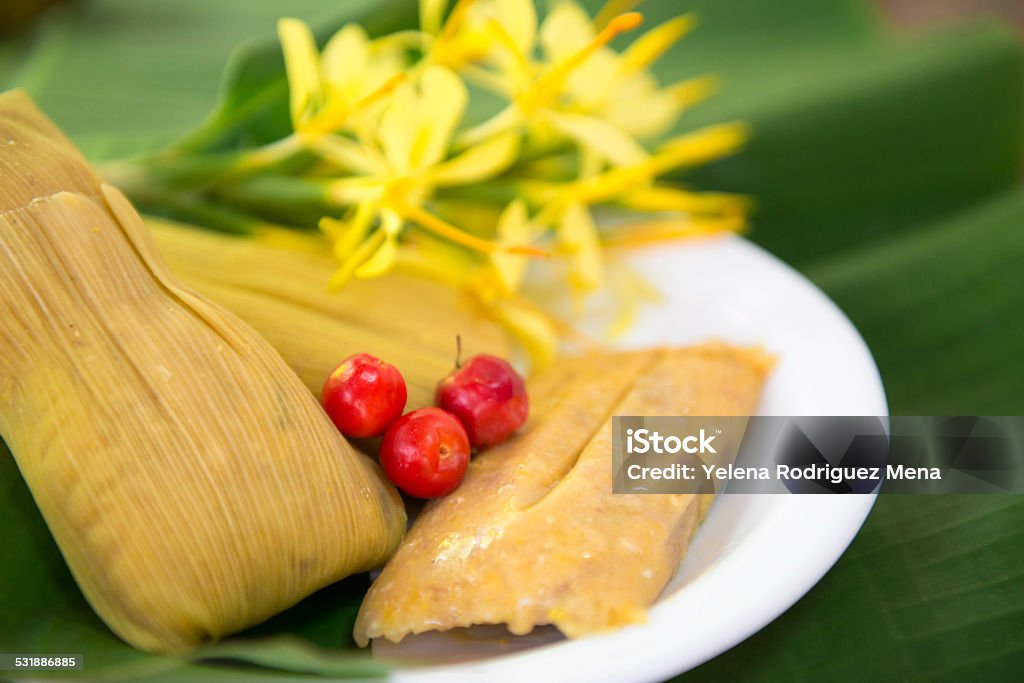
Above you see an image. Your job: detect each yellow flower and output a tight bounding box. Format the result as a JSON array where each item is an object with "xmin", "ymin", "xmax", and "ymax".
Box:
[
  {"xmin": 539, "ymin": 3, "xmax": 710, "ymax": 140},
  {"xmin": 455, "ymin": 4, "xmax": 650, "ymax": 169},
  {"xmin": 277, "ymin": 18, "xmax": 406, "ymax": 138},
  {"xmin": 429, "ymin": 0, "xmax": 717, "ymax": 172},
  {"xmin": 541, "ymin": 123, "xmax": 751, "ymax": 210},
  {"xmin": 267, "ymin": 2, "xmax": 748, "ymax": 363},
  {"xmin": 557, "ymin": 201, "xmax": 603, "ymax": 293},
  {"xmin": 487, "ymin": 296, "xmax": 560, "ymax": 367},
  {"xmin": 521, "ymin": 123, "xmax": 749, "ymax": 293},
  {"xmin": 419, "ymin": 0, "xmax": 498, "ymax": 73},
  {"xmin": 489, "ymin": 199, "xmax": 534, "ymax": 294},
  {"xmin": 319, "ymin": 66, "xmax": 525, "ymax": 287}
]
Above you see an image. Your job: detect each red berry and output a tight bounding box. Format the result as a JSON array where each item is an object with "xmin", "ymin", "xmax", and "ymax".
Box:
[
  {"xmin": 379, "ymin": 408, "xmax": 471, "ymax": 498},
  {"xmin": 321, "ymin": 353, "xmax": 407, "ymax": 438},
  {"xmin": 436, "ymin": 355, "xmax": 528, "ymax": 448}
]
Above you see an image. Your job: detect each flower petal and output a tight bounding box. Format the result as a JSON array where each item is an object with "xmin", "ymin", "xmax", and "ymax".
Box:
[
  {"xmin": 562, "ymin": 49, "xmax": 619, "ymax": 108},
  {"xmin": 606, "ymin": 259, "xmax": 661, "ymax": 338},
  {"xmin": 322, "ymin": 24, "xmax": 369, "ymax": 94},
  {"xmin": 604, "ymin": 75, "xmax": 680, "ymax": 139},
  {"xmin": 322, "ymin": 201, "xmax": 377, "ymax": 259},
  {"xmin": 600, "ymin": 213, "xmax": 748, "ymax": 249},
  {"xmin": 619, "ymin": 186, "xmax": 751, "ymax": 215},
  {"xmin": 546, "ymin": 112, "xmax": 648, "ymax": 166},
  {"xmin": 496, "ymin": 0, "xmax": 537, "ymax": 56},
  {"xmin": 312, "ymin": 135, "xmax": 388, "ymax": 175},
  {"xmin": 482, "ymin": 18, "xmax": 532, "ymax": 85},
  {"xmin": 656, "ymin": 122, "xmax": 748, "ymax": 172},
  {"xmin": 378, "ymin": 80, "xmax": 419, "ymax": 172},
  {"xmin": 328, "ymin": 228, "xmax": 385, "ymax": 290},
  {"xmin": 457, "ymin": 104, "xmax": 521, "ymax": 147},
  {"xmin": 619, "ymin": 15, "xmax": 694, "ymax": 74},
  {"xmin": 380, "ymin": 207, "xmax": 404, "ymax": 236},
  {"xmin": 356, "ymin": 231, "xmax": 399, "ymax": 278},
  {"xmin": 328, "ymin": 176, "xmax": 385, "ymax": 205},
  {"xmin": 489, "ymin": 199, "xmax": 532, "ymax": 293},
  {"xmin": 669, "ymin": 75, "xmax": 719, "ymax": 110},
  {"xmin": 420, "ymin": 0, "xmax": 448, "ymax": 35},
  {"xmin": 539, "ymin": 1, "xmax": 593, "ymax": 64},
  {"xmin": 558, "ymin": 202, "xmax": 603, "ymax": 291},
  {"xmin": 430, "ymin": 132, "xmax": 520, "ymax": 186},
  {"xmin": 355, "ymin": 209, "xmax": 403, "ymax": 278},
  {"xmin": 416, "ymin": 65, "xmax": 468, "ymax": 168},
  {"xmin": 489, "ymin": 297, "xmax": 560, "ymax": 368},
  {"xmin": 277, "ymin": 18, "xmax": 322, "ymax": 130}
]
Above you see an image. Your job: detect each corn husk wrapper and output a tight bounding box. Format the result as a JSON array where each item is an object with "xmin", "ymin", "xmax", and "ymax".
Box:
[
  {"xmin": 0, "ymin": 90, "xmax": 406, "ymax": 654},
  {"xmin": 147, "ymin": 220, "xmax": 510, "ymax": 410}
]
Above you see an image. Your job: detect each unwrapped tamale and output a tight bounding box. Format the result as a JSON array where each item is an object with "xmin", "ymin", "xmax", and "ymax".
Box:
[
  {"xmin": 0, "ymin": 90, "xmax": 405, "ymax": 654},
  {"xmin": 355, "ymin": 344, "xmax": 771, "ymax": 644}
]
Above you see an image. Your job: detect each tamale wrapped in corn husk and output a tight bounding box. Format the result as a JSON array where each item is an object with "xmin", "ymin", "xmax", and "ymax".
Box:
[
  {"xmin": 355, "ymin": 344, "xmax": 771, "ymax": 645},
  {"xmin": 146, "ymin": 220, "xmax": 510, "ymax": 410},
  {"xmin": 0, "ymin": 90, "xmax": 406, "ymax": 654}
]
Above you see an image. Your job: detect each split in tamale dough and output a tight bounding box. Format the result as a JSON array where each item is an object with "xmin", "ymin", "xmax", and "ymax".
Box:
[
  {"xmin": 355, "ymin": 344, "xmax": 772, "ymax": 644},
  {"xmin": 0, "ymin": 90, "xmax": 405, "ymax": 654}
]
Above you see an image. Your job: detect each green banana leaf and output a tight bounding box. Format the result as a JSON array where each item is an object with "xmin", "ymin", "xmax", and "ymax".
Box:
[
  {"xmin": 684, "ymin": 190, "xmax": 1024, "ymax": 682},
  {"xmin": 1, "ymin": 0, "xmax": 1022, "ymax": 681}
]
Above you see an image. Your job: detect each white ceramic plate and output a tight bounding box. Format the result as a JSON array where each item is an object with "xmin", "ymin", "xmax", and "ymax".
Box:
[{"xmin": 376, "ymin": 235, "xmax": 888, "ymax": 683}]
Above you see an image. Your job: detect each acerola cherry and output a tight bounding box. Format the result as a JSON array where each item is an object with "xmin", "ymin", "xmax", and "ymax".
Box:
[
  {"xmin": 321, "ymin": 353, "xmax": 407, "ymax": 438},
  {"xmin": 436, "ymin": 354, "xmax": 528, "ymax": 448},
  {"xmin": 379, "ymin": 408, "xmax": 471, "ymax": 498}
]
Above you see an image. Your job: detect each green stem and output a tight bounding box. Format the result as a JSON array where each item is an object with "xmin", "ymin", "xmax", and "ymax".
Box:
[
  {"xmin": 123, "ymin": 182, "xmax": 287, "ymax": 235},
  {"xmin": 211, "ymin": 175, "xmax": 335, "ymax": 227},
  {"xmin": 102, "ymin": 136, "xmax": 309, "ymax": 191}
]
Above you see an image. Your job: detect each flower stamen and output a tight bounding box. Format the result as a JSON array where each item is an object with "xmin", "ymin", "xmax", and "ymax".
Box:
[
  {"xmin": 440, "ymin": 0, "xmax": 477, "ymax": 43},
  {"xmin": 593, "ymin": 0, "xmax": 642, "ymax": 30},
  {"xmin": 400, "ymin": 203, "xmax": 545, "ymax": 256},
  {"xmin": 618, "ymin": 15, "xmax": 694, "ymax": 76},
  {"xmin": 524, "ymin": 12, "xmax": 643, "ymax": 111},
  {"xmin": 484, "ymin": 18, "xmax": 532, "ymax": 79},
  {"xmin": 399, "ymin": 205, "xmax": 499, "ymax": 255},
  {"xmin": 356, "ymin": 72, "xmax": 407, "ymax": 111}
]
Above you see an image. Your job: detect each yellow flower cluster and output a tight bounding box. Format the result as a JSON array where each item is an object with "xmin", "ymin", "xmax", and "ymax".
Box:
[{"xmin": 277, "ymin": 0, "xmax": 747, "ymax": 361}]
